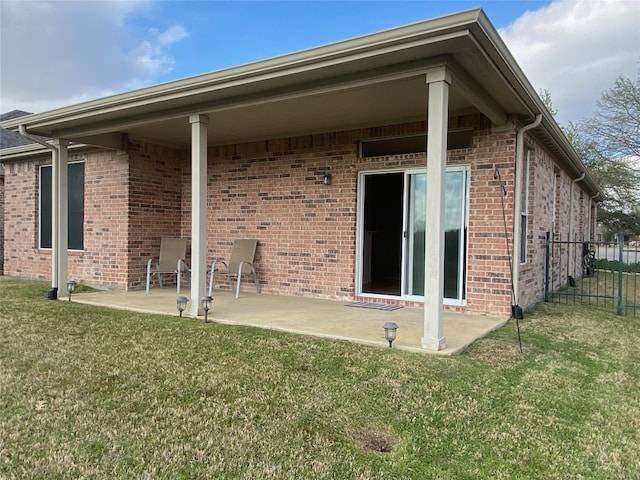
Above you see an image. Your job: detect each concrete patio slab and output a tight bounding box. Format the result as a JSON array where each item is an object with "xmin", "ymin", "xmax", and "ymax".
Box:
[{"xmin": 70, "ymin": 288, "xmax": 508, "ymax": 355}]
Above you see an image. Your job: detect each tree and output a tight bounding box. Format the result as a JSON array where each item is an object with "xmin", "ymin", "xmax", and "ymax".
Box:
[
  {"xmin": 543, "ymin": 75, "xmax": 640, "ymax": 235},
  {"xmin": 580, "ymin": 74, "xmax": 640, "ymax": 235},
  {"xmin": 539, "ymin": 88, "xmax": 558, "ymax": 117},
  {"xmin": 585, "ymin": 76, "xmax": 640, "ymax": 160}
]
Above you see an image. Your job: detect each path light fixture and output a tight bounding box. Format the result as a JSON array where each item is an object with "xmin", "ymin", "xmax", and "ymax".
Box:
[
  {"xmin": 176, "ymin": 296, "xmax": 188, "ymax": 317},
  {"xmin": 201, "ymin": 295, "xmax": 213, "ymax": 323},
  {"xmin": 383, "ymin": 322, "xmax": 398, "ymax": 348},
  {"xmin": 66, "ymin": 281, "xmax": 76, "ymax": 302}
]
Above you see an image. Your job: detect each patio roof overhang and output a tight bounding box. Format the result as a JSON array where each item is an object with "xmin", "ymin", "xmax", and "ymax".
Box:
[{"xmin": 0, "ymin": 8, "xmax": 600, "ymax": 198}]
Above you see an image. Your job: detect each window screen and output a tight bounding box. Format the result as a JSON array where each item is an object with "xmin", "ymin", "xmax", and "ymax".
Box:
[{"xmin": 360, "ymin": 130, "xmax": 473, "ymax": 158}]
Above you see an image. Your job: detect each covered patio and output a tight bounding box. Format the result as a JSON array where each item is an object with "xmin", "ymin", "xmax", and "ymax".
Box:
[{"xmin": 68, "ymin": 287, "xmax": 507, "ymax": 355}]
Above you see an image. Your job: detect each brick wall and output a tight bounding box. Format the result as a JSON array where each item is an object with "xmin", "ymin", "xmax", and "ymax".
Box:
[
  {"xmin": 78, "ymin": 150, "xmax": 130, "ymax": 288},
  {"xmin": 2, "ymin": 152, "xmax": 132, "ymax": 287},
  {"xmin": 3, "ymin": 160, "xmax": 42, "ymax": 279},
  {"xmin": 520, "ymin": 141, "xmax": 555, "ymax": 308},
  {"xmin": 127, "ymin": 140, "xmax": 184, "ymax": 290},
  {"xmin": 199, "ymin": 132, "xmax": 361, "ymax": 299},
  {"xmin": 517, "ymin": 137, "xmax": 595, "ymax": 309},
  {"xmin": 464, "ymin": 126, "xmax": 516, "ymax": 318}
]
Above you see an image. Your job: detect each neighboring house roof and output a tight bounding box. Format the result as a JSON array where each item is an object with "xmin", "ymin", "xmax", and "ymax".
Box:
[
  {"xmin": 0, "ymin": 110, "xmax": 35, "ymax": 149},
  {"xmin": 0, "ymin": 110, "xmax": 94, "ymax": 159},
  {"xmin": 0, "ymin": 110, "xmax": 33, "ymax": 122},
  {"xmin": 0, "ymin": 8, "xmax": 601, "ymax": 198}
]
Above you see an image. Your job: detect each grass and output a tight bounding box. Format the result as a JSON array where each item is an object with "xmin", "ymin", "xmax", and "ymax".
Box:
[
  {"xmin": 1, "ymin": 278, "xmax": 639, "ymax": 479},
  {"xmin": 596, "ymin": 259, "xmax": 640, "ymax": 274},
  {"xmin": 551, "ymin": 269, "xmax": 639, "ymax": 315}
]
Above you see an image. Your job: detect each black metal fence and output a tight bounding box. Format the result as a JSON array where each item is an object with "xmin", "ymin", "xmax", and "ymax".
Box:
[{"xmin": 545, "ymin": 232, "xmax": 639, "ymax": 316}]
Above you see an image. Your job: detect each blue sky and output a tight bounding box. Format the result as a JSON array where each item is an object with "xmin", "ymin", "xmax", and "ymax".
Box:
[
  {"xmin": 1, "ymin": 1, "xmax": 638, "ymax": 124},
  {"xmin": 135, "ymin": 1, "xmax": 551, "ymax": 81}
]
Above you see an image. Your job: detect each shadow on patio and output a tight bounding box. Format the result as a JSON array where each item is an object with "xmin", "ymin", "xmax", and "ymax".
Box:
[{"xmin": 71, "ymin": 288, "xmax": 508, "ymax": 355}]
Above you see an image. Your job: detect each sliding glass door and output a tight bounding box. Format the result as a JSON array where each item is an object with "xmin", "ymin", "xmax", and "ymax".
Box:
[{"xmin": 359, "ymin": 167, "xmax": 468, "ymax": 303}]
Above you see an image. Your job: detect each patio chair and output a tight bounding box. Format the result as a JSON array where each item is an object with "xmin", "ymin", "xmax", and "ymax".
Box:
[
  {"xmin": 208, "ymin": 239, "xmax": 260, "ymax": 298},
  {"xmin": 145, "ymin": 238, "xmax": 189, "ymax": 294}
]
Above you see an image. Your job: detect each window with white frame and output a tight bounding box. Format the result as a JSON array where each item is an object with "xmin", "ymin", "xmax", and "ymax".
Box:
[
  {"xmin": 520, "ymin": 149, "xmax": 531, "ymax": 264},
  {"xmin": 40, "ymin": 162, "xmax": 85, "ymax": 250}
]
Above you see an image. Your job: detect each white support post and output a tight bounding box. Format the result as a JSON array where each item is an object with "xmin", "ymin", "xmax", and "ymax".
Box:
[
  {"xmin": 50, "ymin": 147, "xmax": 60, "ymax": 292},
  {"xmin": 422, "ymin": 68, "xmax": 450, "ymax": 351},
  {"xmin": 189, "ymin": 114, "xmax": 209, "ymax": 316},
  {"xmin": 52, "ymin": 139, "xmax": 69, "ymax": 295}
]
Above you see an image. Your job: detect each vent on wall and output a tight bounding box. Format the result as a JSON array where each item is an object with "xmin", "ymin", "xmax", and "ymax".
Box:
[{"xmin": 360, "ymin": 130, "xmax": 473, "ymax": 158}]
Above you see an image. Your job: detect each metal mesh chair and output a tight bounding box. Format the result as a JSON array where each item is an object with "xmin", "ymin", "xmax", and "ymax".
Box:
[
  {"xmin": 208, "ymin": 239, "xmax": 260, "ymax": 298},
  {"xmin": 145, "ymin": 238, "xmax": 188, "ymax": 294}
]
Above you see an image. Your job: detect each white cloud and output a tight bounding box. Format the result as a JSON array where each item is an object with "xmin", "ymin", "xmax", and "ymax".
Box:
[
  {"xmin": 130, "ymin": 40, "xmax": 174, "ymax": 77},
  {"xmin": 158, "ymin": 25, "xmax": 189, "ymax": 46},
  {"xmin": 499, "ymin": 0, "xmax": 640, "ymax": 124},
  {"xmin": 129, "ymin": 25, "xmax": 189, "ymax": 79},
  {"xmin": 0, "ymin": 1, "xmax": 189, "ymax": 114}
]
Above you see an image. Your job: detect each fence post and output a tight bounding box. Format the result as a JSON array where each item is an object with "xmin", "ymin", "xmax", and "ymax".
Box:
[
  {"xmin": 545, "ymin": 232, "xmax": 550, "ymax": 302},
  {"xmin": 617, "ymin": 232, "xmax": 624, "ymax": 316}
]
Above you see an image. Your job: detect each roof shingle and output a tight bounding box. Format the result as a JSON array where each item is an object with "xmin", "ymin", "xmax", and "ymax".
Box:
[{"xmin": 1, "ymin": 110, "xmax": 39, "ymax": 149}]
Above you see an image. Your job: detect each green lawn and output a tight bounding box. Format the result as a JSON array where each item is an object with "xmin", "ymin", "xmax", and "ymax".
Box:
[{"xmin": 1, "ymin": 278, "xmax": 639, "ymax": 479}]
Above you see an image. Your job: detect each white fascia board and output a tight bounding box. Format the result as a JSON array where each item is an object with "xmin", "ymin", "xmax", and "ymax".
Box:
[{"xmin": 0, "ymin": 142, "xmax": 89, "ymax": 162}]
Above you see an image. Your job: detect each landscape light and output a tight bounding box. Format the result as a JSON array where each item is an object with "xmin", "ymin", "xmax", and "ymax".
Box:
[
  {"xmin": 383, "ymin": 322, "xmax": 398, "ymax": 348},
  {"xmin": 66, "ymin": 281, "xmax": 77, "ymax": 302},
  {"xmin": 176, "ymin": 296, "xmax": 188, "ymax": 317},
  {"xmin": 201, "ymin": 295, "xmax": 213, "ymax": 323}
]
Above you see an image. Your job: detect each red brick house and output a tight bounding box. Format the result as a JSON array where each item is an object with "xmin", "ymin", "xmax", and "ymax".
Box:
[{"xmin": 0, "ymin": 8, "xmax": 600, "ymax": 350}]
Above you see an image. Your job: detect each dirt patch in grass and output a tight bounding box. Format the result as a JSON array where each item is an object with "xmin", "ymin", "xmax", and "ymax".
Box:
[
  {"xmin": 464, "ymin": 337, "xmax": 528, "ymax": 367},
  {"xmin": 351, "ymin": 425, "xmax": 397, "ymax": 453}
]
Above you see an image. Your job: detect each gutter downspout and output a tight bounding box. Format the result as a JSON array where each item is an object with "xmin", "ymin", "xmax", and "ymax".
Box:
[
  {"xmin": 18, "ymin": 125, "xmax": 60, "ymax": 299},
  {"xmin": 512, "ymin": 114, "xmax": 542, "ymax": 314},
  {"xmin": 588, "ymin": 192, "xmax": 600, "ymax": 241}
]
